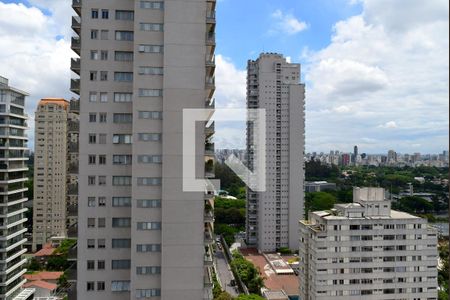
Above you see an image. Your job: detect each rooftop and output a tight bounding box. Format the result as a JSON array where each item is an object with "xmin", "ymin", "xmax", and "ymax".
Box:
[
  {"xmin": 24, "ymin": 271, "xmax": 63, "ymax": 281},
  {"xmin": 38, "ymin": 98, "xmax": 69, "ymax": 109},
  {"xmin": 23, "ymin": 280, "xmax": 57, "ymax": 291}
]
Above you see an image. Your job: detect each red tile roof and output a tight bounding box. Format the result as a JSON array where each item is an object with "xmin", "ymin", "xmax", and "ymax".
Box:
[
  {"xmin": 24, "ymin": 280, "xmax": 57, "ymax": 291},
  {"xmin": 24, "ymin": 271, "xmax": 63, "ymax": 281},
  {"xmin": 34, "ymin": 243, "xmax": 56, "ymax": 257}
]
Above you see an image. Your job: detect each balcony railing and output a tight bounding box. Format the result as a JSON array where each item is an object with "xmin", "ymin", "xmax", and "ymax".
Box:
[
  {"xmin": 67, "ymin": 223, "xmax": 77, "ymax": 238},
  {"xmin": 206, "ymin": 11, "xmax": 216, "ymax": 23},
  {"xmin": 71, "ymin": 37, "xmax": 81, "ymax": 55},
  {"xmin": 72, "ymin": 0, "xmax": 81, "ymax": 16},
  {"xmin": 70, "ymin": 100, "xmax": 80, "ymax": 112},
  {"xmin": 68, "ymin": 120, "xmax": 79, "ymax": 132},
  {"xmin": 69, "ymin": 141, "xmax": 79, "ymax": 152},
  {"xmin": 70, "ymin": 58, "xmax": 80, "ymax": 75},
  {"xmin": 205, "ymin": 121, "xmax": 215, "ymax": 137},
  {"xmin": 71, "ymin": 16, "xmax": 81, "ymax": 34},
  {"xmin": 206, "ymin": 33, "xmax": 216, "ymax": 46},
  {"xmin": 206, "ymin": 55, "xmax": 215, "ymax": 66},
  {"xmin": 67, "ymin": 204, "xmax": 77, "ymax": 217},
  {"xmin": 70, "ymin": 79, "xmax": 80, "ymax": 95},
  {"xmin": 67, "ymin": 183, "xmax": 78, "ymax": 196}
]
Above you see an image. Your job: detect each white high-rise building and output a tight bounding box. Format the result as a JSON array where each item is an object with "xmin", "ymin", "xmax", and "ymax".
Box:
[
  {"xmin": 246, "ymin": 53, "xmax": 305, "ymax": 252},
  {"xmin": 0, "ymin": 76, "xmax": 34, "ymax": 300},
  {"xmin": 299, "ymin": 187, "xmax": 439, "ymax": 300},
  {"xmin": 71, "ymin": 0, "xmax": 216, "ymax": 299}
]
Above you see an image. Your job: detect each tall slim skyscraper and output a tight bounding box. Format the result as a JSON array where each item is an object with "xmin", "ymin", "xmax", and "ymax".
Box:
[
  {"xmin": 246, "ymin": 53, "xmax": 305, "ymax": 252},
  {"xmin": 0, "ymin": 76, "xmax": 34, "ymax": 300},
  {"xmin": 71, "ymin": 0, "xmax": 216, "ymax": 299},
  {"xmin": 353, "ymin": 145, "xmax": 358, "ymax": 164},
  {"xmin": 32, "ymin": 98, "xmax": 79, "ymax": 251}
]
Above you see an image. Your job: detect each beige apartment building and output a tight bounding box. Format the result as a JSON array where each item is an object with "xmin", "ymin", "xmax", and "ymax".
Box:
[
  {"xmin": 70, "ymin": 0, "xmax": 216, "ymax": 299},
  {"xmin": 246, "ymin": 53, "xmax": 305, "ymax": 252},
  {"xmin": 299, "ymin": 187, "xmax": 439, "ymax": 300},
  {"xmin": 0, "ymin": 76, "xmax": 35, "ymax": 300},
  {"xmin": 32, "ymin": 98, "xmax": 79, "ymax": 251}
]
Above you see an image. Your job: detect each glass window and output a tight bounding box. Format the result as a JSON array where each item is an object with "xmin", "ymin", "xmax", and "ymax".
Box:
[
  {"xmin": 137, "ymin": 199, "xmax": 161, "ymax": 208},
  {"xmin": 140, "ymin": 23, "xmax": 163, "ymax": 31},
  {"xmin": 111, "ymin": 281, "xmax": 130, "ymax": 292},
  {"xmin": 113, "ymin": 113, "xmax": 132, "ymax": 123},
  {"xmin": 89, "ymin": 113, "xmax": 97, "ymax": 122},
  {"xmin": 88, "ymin": 197, "xmax": 96, "ymax": 207},
  {"xmin": 112, "ymin": 134, "xmax": 132, "ymax": 144},
  {"xmin": 136, "ymin": 266, "xmax": 161, "ymax": 275},
  {"xmin": 90, "ymin": 30, "xmax": 98, "ymax": 39},
  {"xmin": 112, "ymin": 197, "xmax": 132, "ymax": 207},
  {"xmin": 87, "ymin": 218, "xmax": 95, "ymax": 228},
  {"xmin": 138, "ymin": 133, "xmax": 161, "ymax": 142},
  {"xmin": 112, "ymin": 260, "xmax": 131, "ymax": 270},
  {"xmin": 136, "ymin": 244, "xmax": 161, "ymax": 253},
  {"xmin": 114, "ymin": 72, "xmax": 133, "ymax": 82},
  {"xmin": 98, "ymin": 197, "xmax": 106, "ymax": 206},
  {"xmin": 100, "ymin": 50, "xmax": 108, "ymax": 60},
  {"xmin": 87, "ymin": 239, "xmax": 95, "ymax": 248},
  {"xmin": 100, "ymin": 30, "xmax": 109, "ymax": 40},
  {"xmin": 138, "ymin": 111, "xmax": 162, "ymax": 119},
  {"xmin": 112, "ymin": 218, "xmax": 131, "ymax": 228},
  {"xmin": 87, "ymin": 281, "xmax": 95, "ymax": 291},
  {"xmin": 98, "ymin": 218, "xmax": 106, "ymax": 228},
  {"xmin": 113, "ymin": 176, "xmax": 132, "ymax": 186},
  {"xmin": 89, "ymin": 92, "xmax": 97, "ymax": 102},
  {"xmin": 99, "ymin": 113, "xmax": 107, "ymax": 123},
  {"xmin": 136, "ymin": 289, "xmax": 161, "ymax": 298},
  {"xmin": 116, "ymin": 10, "xmax": 134, "ymax": 20},
  {"xmin": 138, "ymin": 45, "xmax": 163, "ymax": 53},
  {"xmin": 114, "ymin": 93, "xmax": 132, "ymax": 102},
  {"xmin": 91, "ymin": 9, "xmax": 99, "ymax": 19},
  {"xmin": 138, "ymin": 66, "xmax": 163, "ymax": 75},
  {"xmin": 115, "ymin": 31, "xmax": 134, "ymax": 41},
  {"xmin": 101, "ymin": 9, "xmax": 109, "ymax": 19},
  {"xmin": 140, "ymin": 1, "xmax": 164, "ymax": 9},
  {"xmin": 97, "ymin": 282, "xmax": 105, "ymax": 291},
  {"xmin": 113, "ymin": 155, "xmax": 132, "ymax": 165},
  {"xmin": 100, "ymin": 71, "xmax": 108, "ymax": 81},
  {"xmin": 137, "ymin": 177, "xmax": 162, "ymax": 186},
  {"xmin": 115, "ymin": 51, "xmax": 134, "ymax": 61},
  {"xmin": 90, "ymin": 50, "xmax": 99, "ymax": 60},
  {"xmin": 137, "ymin": 222, "xmax": 161, "ymax": 230},
  {"xmin": 112, "ymin": 239, "xmax": 131, "ymax": 249},
  {"xmin": 138, "ymin": 155, "xmax": 162, "ymax": 164},
  {"xmin": 139, "ymin": 89, "xmax": 162, "ymax": 97}
]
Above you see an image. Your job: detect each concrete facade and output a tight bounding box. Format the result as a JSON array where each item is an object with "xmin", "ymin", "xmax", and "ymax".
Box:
[
  {"xmin": 71, "ymin": 0, "xmax": 216, "ymax": 299},
  {"xmin": 299, "ymin": 187, "xmax": 439, "ymax": 300},
  {"xmin": 246, "ymin": 53, "xmax": 305, "ymax": 252},
  {"xmin": 0, "ymin": 76, "xmax": 30, "ymax": 300}
]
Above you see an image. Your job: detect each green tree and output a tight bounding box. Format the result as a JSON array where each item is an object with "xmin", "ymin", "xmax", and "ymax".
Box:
[
  {"xmin": 393, "ymin": 196, "xmax": 433, "ymax": 214},
  {"xmin": 215, "ymin": 292, "xmax": 233, "ymax": 300},
  {"xmin": 26, "ymin": 258, "xmax": 42, "ymax": 271},
  {"xmin": 305, "ymin": 192, "xmax": 336, "ymax": 217},
  {"xmin": 236, "ymin": 295, "xmax": 265, "ymax": 300},
  {"xmin": 46, "ymin": 255, "xmax": 70, "ymax": 271}
]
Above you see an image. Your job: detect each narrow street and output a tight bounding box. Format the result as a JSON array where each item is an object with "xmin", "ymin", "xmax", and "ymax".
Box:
[{"xmin": 215, "ymin": 247, "xmax": 239, "ymax": 297}]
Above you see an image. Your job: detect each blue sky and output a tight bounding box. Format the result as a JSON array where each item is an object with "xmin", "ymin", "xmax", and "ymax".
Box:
[{"xmin": 0, "ymin": 0, "xmax": 448, "ymax": 154}]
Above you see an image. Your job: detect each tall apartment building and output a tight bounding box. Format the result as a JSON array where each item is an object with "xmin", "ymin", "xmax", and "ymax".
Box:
[
  {"xmin": 32, "ymin": 98, "xmax": 79, "ymax": 251},
  {"xmin": 70, "ymin": 0, "xmax": 216, "ymax": 299},
  {"xmin": 246, "ymin": 53, "xmax": 305, "ymax": 252},
  {"xmin": 67, "ymin": 99, "xmax": 79, "ymax": 229},
  {"xmin": 299, "ymin": 187, "xmax": 439, "ymax": 300},
  {"xmin": 0, "ymin": 76, "xmax": 35, "ymax": 300}
]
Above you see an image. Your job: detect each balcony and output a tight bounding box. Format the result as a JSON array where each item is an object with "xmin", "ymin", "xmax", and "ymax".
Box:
[
  {"xmin": 68, "ymin": 245, "xmax": 77, "ymax": 261},
  {"xmin": 70, "ymin": 58, "xmax": 80, "ymax": 75},
  {"xmin": 67, "ymin": 204, "xmax": 77, "ymax": 217},
  {"xmin": 205, "ymin": 121, "xmax": 214, "ymax": 138},
  {"xmin": 70, "ymin": 79, "xmax": 80, "ymax": 95},
  {"xmin": 205, "ymin": 142, "xmax": 214, "ymax": 156},
  {"xmin": 72, "ymin": 0, "xmax": 81, "ymax": 16},
  {"xmin": 67, "ymin": 223, "xmax": 77, "ymax": 238},
  {"xmin": 206, "ymin": 10, "xmax": 216, "ymax": 24},
  {"xmin": 204, "ymin": 267, "xmax": 213, "ymax": 288},
  {"xmin": 204, "ymin": 210, "xmax": 214, "ymax": 223},
  {"xmin": 71, "ymin": 37, "xmax": 81, "ymax": 55},
  {"xmin": 71, "ymin": 16, "xmax": 81, "ymax": 34},
  {"xmin": 204, "ymin": 225, "xmax": 214, "ymax": 245},
  {"xmin": 205, "ymin": 98, "xmax": 215, "ymax": 109},
  {"xmin": 206, "ymin": 33, "xmax": 216, "ymax": 46},
  {"xmin": 204, "ymin": 247, "xmax": 214, "ymax": 267},
  {"xmin": 68, "ymin": 162, "xmax": 78, "ymax": 174},
  {"xmin": 66, "ymin": 264, "xmax": 77, "ymax": 282},
  {"xmin": 70, "ymin": 100, "xmax": 80, "ymax": 112},
  {"xmin": 67, "ymin": 183, "xmax": 78, "ymax": 196},
  {"xmin": 68, "ymin": 120, "xmax": 79, "ymax": 133},
  {"xmin": 68, "ymin": 141, "xmax": 79, "ymax": 153}
]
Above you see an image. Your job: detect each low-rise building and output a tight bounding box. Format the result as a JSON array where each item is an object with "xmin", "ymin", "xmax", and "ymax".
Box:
[
  {"xmin": 299, "ymin": 187, "xmax": 438, "ymax": 300},
  {"xmin": 305, "ymin": 181, "xmax": 336, "ymax": 193}
]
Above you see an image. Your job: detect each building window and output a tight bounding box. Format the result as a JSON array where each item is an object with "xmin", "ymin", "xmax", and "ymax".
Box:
[
  {"xmin": 138, "ymin": 66, "xmax": 163, "ymax": 75},
  {"xmin": 100, "ymin": 30, "xmax": 109, "ymax": 40},
  {"xmin": 113, "ymin": 134, "xmax": 132, "ymax": 144},
  {"xmin": 136, "ymin": 244, "xmax": 161, "ymax": 253},
  {"xmin": 115, "ymin": 51, "xmax": 134, "ymax": 62},
  {"xmin": 114, "ymin": 72, "xmax": 133, "ymax": 82},
  {"xmin": 137, "ymin": 155, "xmax": 162, "ymax": 164},
  {"xmin": 90, "ymin": 50, "xmax": 99, "ymax": 60},
  {"xmin": 112, "ymin": 197, "xmax": 132, "ymax": 207},
  {"xmin": 116, "ymin": 10, "xmax": 134, "ymax": 20},
  {"xmin": 98, "ymin": 218, "xmax": 106, "ymax": 228},
  {"xmin": 136, "ymin": 266, "xmax": 161, "ymax": 275},
  {"xmin": 88, "ymin": 176, "xmax": 96, "ymax": 185},
  {"xmin": 138, "ymin": 45, "xmax": 163, "ymax": 53},
  {"xmin": 112, "ymin": 239, "xmax": 131, "ymax": 249},
  {"xmin": 89, "ymin": 92, "xmax": 97, "ymax": 102},
  {"xmin": 137, "ymin": 177, "xmax": 161, "ymax": 186},
  {"xmin": 98, "ymin": 239, "xmax": 106, "ymax": 248},
  {"xmin": 100, "ymin": 71, "xmax": 108, "ymax": 81},
  {"xmin": 137, "ymin": 199, "xmax": 161, "ymax": 208},
  {"xmin": 140, "ymin": 23, "xmax": 163, "ymax": 31},
  {"xmin": 140, "ymin": 1, "xmax": 164, "ymax": 9},
  {"xmin": 98, "ymin": 197, "xmax": 106, "ymax": 207},
  {"xmin": 114, "ymin": 93, "xmax": 132, "ymax": 103},
  {"xmin": 97, "ymin": 282, "xmax": 105, "ymax": 291},
  {"xmin": 99, "ymin": 155, "xmax": 106, "ymax": 165},
  {"xmin": 88, "ymin": 197, "xmax": 96, "ymax": 207},
  {"xmin": 101, "ymin": 9, "xmax": 109, "ymax": 19},
  {"xmin": 115, "ymin": 31, "xmax": 134, "ymax": 41},
  {"xmin": 88, "ymin": 155, "xmax": 96, "ymax": 165},
  {"xmin": 113, "ymin": 113, "xmax": 132, "ymax": 123},
  {"xmin": 99, "ymin": 134, "xmax": 107, "ymax": 144},
  {"xmin": 138, "ymin": 133, "xmax": 161, "ymax": 142},
  {"xmin": 87, "ymin": 282, "xmax": 95, "ymax": 291},
  {"xmin": 112, "ymin": 218, "xmax": 131, "ymax": 228},
  {"xmin": 90, "ymin": 30, "xmax": 98, "ymax": 39},
  {"xmin": 87, "ymin": 260, "xmax": 95, "ymax": 270},
  {"xmin": 100, "ymin": 50, "xmax": 108, "ymax": 60},
  {"xmin": 136, "ymin": 289, "xmax": 161, "ymax": 298},
  {"xmin": 99, "ymin": 113, "xmax": 107, "ymax": 123},
  {"xmin": 87, "ymin": 218, "xmax": 95, "ymax": 228},
  {"xmin": 91, "ymin": 9, "xmax": 99, "ymax": 19},
  {"xmin": 89, "ymin": 71, "xmax": 97, "ymax": 81},
  {"xmin": 138, "ymin": 111, "xmax": 162, "ymax": 119},
  {"xmin": 113, "ymin": 155, "xmax": 132, "ymax": 165},
  {"xmin": 100, "ymin": 92, "xmax": 108, "ymax": 102},
  {"xmin": 87, "ymin": 239, "xmax": 95, "ymax": 249},
  {"xmin": 113, "ymin": 176, "xmax": 132, "ymax": 186},
  {"xmin": 137, "ymin": 222, "xmax": 161, "ymax": 230},
  {"xmin": 89, "ymin": 113, "xmax": 97, "ymax": 122},
  {"xmin": 99, "ymin": 176, "xmax": 106, "ymax": 186},
  {"xmin": 111, "ymin": 281, "xmax": 130, "ymax": 292},
  {"xmin": 112, "ymin": 260, "xmax": 131, "ymax": 270},
  {"xmin": 98, "ymin": 261, "xmax": 105, "ymax": 270},
  {"xmin": 139, "ymin": 89, "xmax": 162, "ymax": 97}
]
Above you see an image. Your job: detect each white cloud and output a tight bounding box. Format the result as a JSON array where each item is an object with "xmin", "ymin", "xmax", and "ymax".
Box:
[
  {"xmin": 215, "ymin": 55, "xmax": 246, "ymax": 109},
  {"xmin": 0, "ymin": 1, "xmax": 73, "ymax": 148},
  {"xmin": 270, "ymin": 9, "xmax": 309, "ymax": 35},
  {"xmin": 378, "ymin": 121, "xmax": 398, "ymax": 129},
  {"xmin": 305, "ymin": 0, "xmax": 449, "ymax": 153}
]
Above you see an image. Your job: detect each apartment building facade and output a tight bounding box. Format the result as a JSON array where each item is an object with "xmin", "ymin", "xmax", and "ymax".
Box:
[
  {"xmin": 246, "ymin": 53, "xmax": 305, "ymax": 252},
  {"xmin": 0, "ymin": 76, "xmax": 34, "ymax": 300},
  {"xmin": 70, "ymin": 0, "xmax": 216, "ymax": 299},
  {"xmin": 299, "ymin": 187, "xmax": 439, "ymax": 300}
]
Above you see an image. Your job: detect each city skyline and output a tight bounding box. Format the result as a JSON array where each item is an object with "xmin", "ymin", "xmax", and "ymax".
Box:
[{"xmin": 0, "ymin": 0, "xmax": 448, "ymax": 153}]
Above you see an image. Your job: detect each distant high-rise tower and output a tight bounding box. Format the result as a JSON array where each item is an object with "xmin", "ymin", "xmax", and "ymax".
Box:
[
  {"xmin": 0, "ymin": 76, "xmax": 35, "ymax": 300},
  {"xmin": 353, "ymin": 145, "xmax": 358, "ymax": 164},
  {"xmin": 32, "ymin": 98, "xmax": 79, "ymax": 251},
  {"xmin": 246, "ymin": 53, "xmax": 305, "ymax": 252},
  {"xmin": 71, "ymin": 0, "xmax": 216, "ymax": 299}
]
